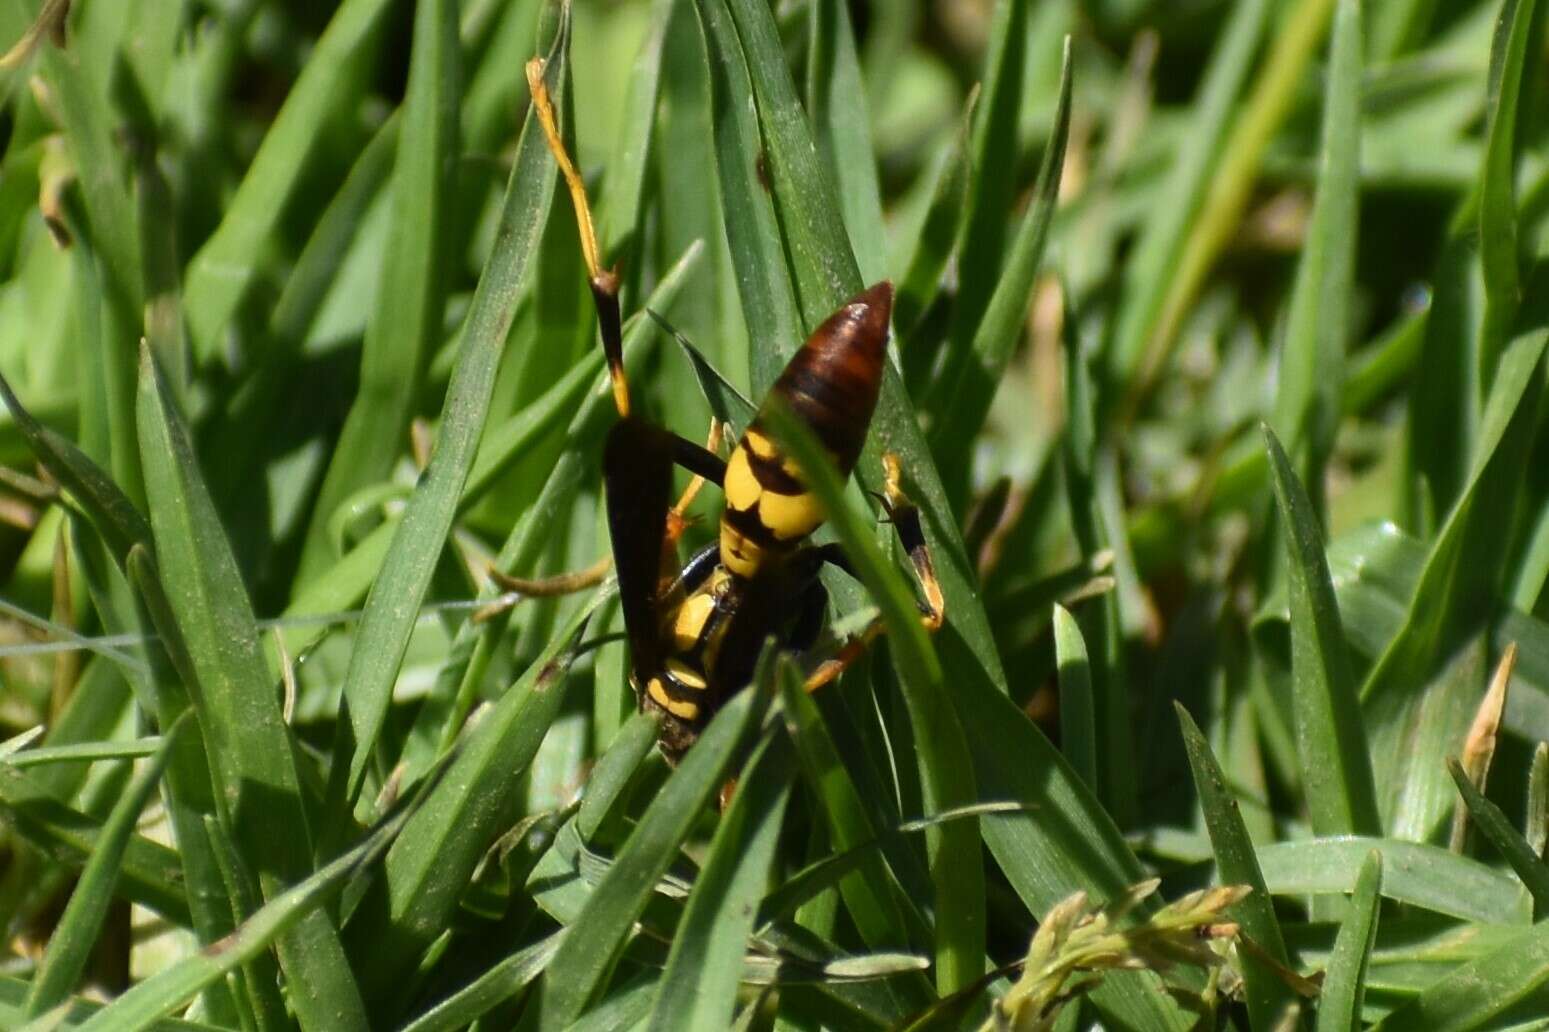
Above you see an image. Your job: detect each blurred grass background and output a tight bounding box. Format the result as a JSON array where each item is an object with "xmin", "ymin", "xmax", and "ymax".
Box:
[{"xmin": 0, "ymin": 0, "xmax": 1547, "ymax": 1028}]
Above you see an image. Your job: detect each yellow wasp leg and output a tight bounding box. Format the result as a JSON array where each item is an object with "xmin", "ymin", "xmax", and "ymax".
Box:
[
  {"xmin": 475, "ymin": 420, "xmax": 723, "ymax": 621},
  {"xmin": 802, "ymin": 452, "xmax": 946, "ymax": 692},
  {"xmin": 526, "ymin": 56, "xmax": 629, "ymax": 420}
]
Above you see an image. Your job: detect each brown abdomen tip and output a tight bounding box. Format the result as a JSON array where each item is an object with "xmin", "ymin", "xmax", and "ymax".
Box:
[{"xmin": 764, "ymin": 281, "xmax": 894, "ymax": 475}]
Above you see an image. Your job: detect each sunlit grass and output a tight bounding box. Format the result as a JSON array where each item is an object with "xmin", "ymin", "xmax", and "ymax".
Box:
[{"xmin": 0, "ymin": 0, "xmax": 1547, "ymax": 1028}]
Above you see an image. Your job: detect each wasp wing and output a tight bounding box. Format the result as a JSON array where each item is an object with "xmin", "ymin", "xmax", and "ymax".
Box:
[{"xmin": 602, "ymin": 416, "xmax": 675, "ymax": 686}]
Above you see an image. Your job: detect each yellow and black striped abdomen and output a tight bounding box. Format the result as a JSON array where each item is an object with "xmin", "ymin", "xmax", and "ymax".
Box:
[
  {"xmin": 642, "ymin": 570, "xmax": 739, "ymax": 754},
  {"xmin": 717, "ymin": 282, "xmax": 893, "ymax": 579}
]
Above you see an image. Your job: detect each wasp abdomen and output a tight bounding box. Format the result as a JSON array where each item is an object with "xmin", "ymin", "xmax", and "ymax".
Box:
[
  {"xmin": 769, "ymin": 281, "xmax": 892, "ymax": 475},
  {"xmin": 718, "ymin": 283, "xmax": 892, "ymax": 578}
]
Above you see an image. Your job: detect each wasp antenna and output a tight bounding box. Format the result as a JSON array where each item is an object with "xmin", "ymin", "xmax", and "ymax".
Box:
[
  {"xmin": 527, "ymin": 57, "xmax": 631, "ymax": 418},
  {"xmin": 526, "ymin": 57, "xmax": 601, "ymax": 279}
]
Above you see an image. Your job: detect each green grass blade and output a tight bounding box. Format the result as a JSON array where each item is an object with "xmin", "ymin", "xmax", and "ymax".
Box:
[
  {"xmin": 1372, "ymin": 919, "xmax": 1549, "ymax": 1030},
  {"xmin": 22, "ymin": 715, "xmax": 187, "ymax": 1018},
  {"xmin": 1254, "ymin": 837, "xmax": 1529, "ymax": 923},
  {"xmin": 1476, "ymin": 0, "xmax": 1539, "ymax": 385},
  {"xmin": 344, "ymin": 589, "xmax": 603, "ymax": 991},
  {"xmin": 718, "ymin": 0, "xmax": 859, "ymax": 334},
  {"xmin": 954, "ymin": 681, "xmax": 1194, "ymax": 1028},
  {"xmin": 136, "ymin": 346, "xmax": 368, "ymax": 1030},
  {"xmin": 63, "ymin": 806, "xmax": 410, "ymax": 1032},
  {"xmin": 399, "ymin": 932, "xmax": 564, "ymax": 1032},
  {"xmin": 1053, "ymin": 604, "xmax": 1095, "ymax": 793},
  {"xmin": 1530, "ymin": 743, "xmax": 1549, "ymax": 857},
  {"xmin": 1403, "ymin": 236, "xmax": 1483, "ymax": 529},
  {"xmin": 1106, "ymin": 0, "xmax": 1269, "ymax": 391},
  {"xmin": 296, "ymin": 0, "xmax": 461, "ymax": 579},
  {"xmin": 1365, "ymin": 325, "xmax": 1548, "ymax": 838},
  {"xmin": 1447, "ymin": 757, "xmax": 1549, "ymax": 918},
  {"xmin": 765, "ymin": 404, "xmax": 983, "ymax": 996},
  {"xmin": 182, "ymin": 0, "xmax": 393, "ymax": 358},
  {"xmin": 647, "ymin": 727, "xmax": 794, "ymax": 1031},
  {"xmin": 926, "ymin": 38, "xmax": 1071, "ymax": 459},
  {"xmin": 1271, "ymin": 0, "xmax": 1361, "ymax": 490},
  {"xmin": 39, "ymin": 46, "xmax": 144, "ymax": 503},
  {"xmin": 0, "ymin": 373, "xmax": 150, "ymax": 563},
  {"xmin": 536, "ymin": 665, "xmax": 769, "ymax": 1030},
  {"xmin": 693, "ymin": 0, "xmax": 802, "ymax": 388},
  {"xmin": 1262, "ymin": 425, "xmax": 1381, "ymax": 836},
  {"xmin": 757, "ymin": 801, "xmax": 1018, "ymax": 931},
  {"xmin": 464, "ymin": 347, "xmax": 606, "ymax": 503},
  {"xmin": 332, "ymin": 21, "xmax": 568, "ymax": 805},
  {"xmin": 578, "ymin": 711, "xmax": 661, "ymax": 841},
  {"xmin": 892, "ymin": 94, "xmax": 973, "ymax": 342},
  {"xmin": 805, "ymin": 0, "xmax": 887, "ymax": 283},
  {"xmin": 600, "ymin": 0, "xmax": 673, "ymax": 272},
  {"xmin": 5, "ymin": 738, "xmax": 160, "ymax": 768},
  {"xmin": 1175, "ymin": 704, "xmax": 1294, "ymax": 1030},
  {"xmin": 1315, "ymin": 850, "xmax": 1381, "ymax": 1032},
  {"xmin": 1127, "ymin": 0, "xmax": 1337, "ymax": 400},
  {"xmin": 775, "ymin": 654, "xmax": 930, "ymax": 979},
  {"xmin": 0, "ymin": 762, "xmax": 189, "ymax": 925},
  {"xmin": 662, "ymin": 319, "xmax": 757, "ymax": 435},
  {"xmin": 944, "ymin": 0, "xmax": 1028, "ymax": 381}
]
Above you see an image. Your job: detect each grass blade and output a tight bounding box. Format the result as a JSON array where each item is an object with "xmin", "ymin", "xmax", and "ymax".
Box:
[
  {"xmin": 647, "ymin": 726, "xmax": 794, "ymax": 1031},
  {"xmin": 805, "ymin": 0, "xmax": 887, "ymax": 283},
  {"xmin": 944, "ymin": 0, "xmax": 1029, "ymax": 386},
  {"xmin": 1271, "ymin": 0, "xmax": 1361, "ymax": 491},
  {"xmin": 136, "ymin": 346, "xmax": 367, "ymax": 1029},
  {"xmin": 1262, "ymin": 425, "xmax": 1381, "ymax": 836},
  {"xmin": 536, "ymin": 663, "xmax": 770, "ymax": 1029},
  {"xmin": 296, "ymin": 0, "xmax": 461, "ymax": 579},
  {"xmin": 0, "ymin": 762, "xmax": 189, "ymax": 925},
  {"xmin": 62, "ymin": 805, "xmax": 411, "ymax": 1032},
  {"xmin": 1255, "ymin": 837, "xmax": 1528, "ymax": 923},
  {"xmin": 1175, "ymin": 704, "xmax": 1294, "ymax": 1030},
  {"xmin": 1365, "ymin": 324, "xmax": 1548, "ymax": 838},
  {"xmin": 693, "ymin": 0, "xmax": 802, "ymax": 386},
  {"xmin": 1106, "ymin": 0, "xmax": 1270, "ymax": 391},
  {"xmin": 400, "ymin": 933, "xmax": 564, "ymax": 1032},
  {"xmin": 765, "ymin": 404, "xmax": 983, "ymax": 996},
  {"xmin": 183, "ymin": 0, "xmax": 393, "ymax": 358},
  {"xmin": 342, "ymin": 590, "xmax": 606, "ymax": 1001},
  {"xmin": 1476, "ymin": 0, "xmax": 1540, "ymax": 385},
  {"xmin": 1372, "ymin": 919, "xmax": 1549, "ymax": 1030},
  {"xmin": 1447, "ymin": 756, "xmax": 1549, "ymax": 918},
  {"xmin": 1053, "ymin": 604, "xmax": 1095, "ymax": 793},
  {"xmin": 892, "ymin": 93, "xmax": 974, "ymax": 342},
  {"xmin": 0, "ymin": 373, "xmax": 150, "ymax": 563},
  {"xmin": 926, "ymin": 38, "xmax": 1071, "ymax": 462},
  {"xmin": 332, "ymin": 19, "xmax": 569, "ymax": 805},
  {"xmin": 1315, "ymin": 850, "xmax": 1381, "ymax": 1032},
  {"xmin": 22, "ymin": 715, "xmax": 187, "ymax": 1018}
]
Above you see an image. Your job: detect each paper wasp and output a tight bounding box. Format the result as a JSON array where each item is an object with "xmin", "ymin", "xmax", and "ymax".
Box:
[{"xmin": 504, "ymin": 58, "xmax": 944, "ymax": 760}]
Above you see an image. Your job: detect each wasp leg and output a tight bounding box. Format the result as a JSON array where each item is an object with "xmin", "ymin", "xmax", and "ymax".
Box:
[
  {"xmin": 475, "ymin": 420, "xmax": 721, "ymax": 621},
  {"xmin": 877, "ymin": 453, "xmax": 945, "ymax": 631},
  {"xmin": 801, "ymin": 454, "xmax": 945, "ymax": 692}
]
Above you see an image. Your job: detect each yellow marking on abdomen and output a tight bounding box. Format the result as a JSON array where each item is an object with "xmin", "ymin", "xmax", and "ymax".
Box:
[
  {"xmin": 665, "ymin": 658, "xmax": 708, "ymax": 691},
  {"xmin": 759, "ymin": 489, "xmax": 823, "ymax": 541},
  {"xmin": 672, "ymin": 594, "xmax": 715, "ymax": 652},
  {"xmin": 720, "ymin": 522, "xmax": 765, "ymax": 578},
  {"xmin": 745, "ymin": 429, "xmax": 777, "ymax": 459},
  {"xmin": 724, "ymin": 445, "xmax": 762, "ymax": 511},
  {"xmin": 647, "ymin": 676, "xmax": 701, "ymax": 720}
]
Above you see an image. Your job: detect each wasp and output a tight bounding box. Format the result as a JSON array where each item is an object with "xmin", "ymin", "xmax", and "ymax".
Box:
[{"xmin": 502, "ymin": 59, "xmax": 944, "ymax": 760}]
